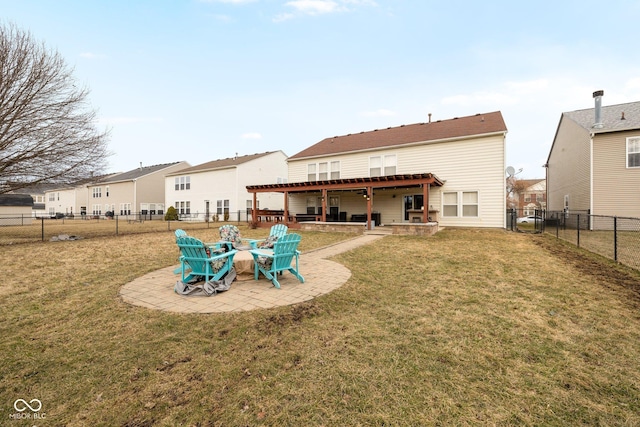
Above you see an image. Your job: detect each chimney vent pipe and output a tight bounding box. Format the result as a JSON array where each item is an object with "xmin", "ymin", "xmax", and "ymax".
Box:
[{"xmin": 593, "ymin": 90, "xmax": 604, "ymax": 129}]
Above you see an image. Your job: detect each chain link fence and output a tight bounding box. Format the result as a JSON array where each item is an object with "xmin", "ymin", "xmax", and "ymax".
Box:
[
  {"xmin": 0, "ymin": 211, "xmax": 252, "ymax": 245},
  {"xmin": 545, "ymin": 210, "xmax": 640, "ymax": 271}
]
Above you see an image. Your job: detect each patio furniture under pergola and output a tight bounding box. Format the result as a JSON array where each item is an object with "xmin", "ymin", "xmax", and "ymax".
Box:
[{"xmin": 246, "ymin": 172, "xmax": 444, "ymax": 231}]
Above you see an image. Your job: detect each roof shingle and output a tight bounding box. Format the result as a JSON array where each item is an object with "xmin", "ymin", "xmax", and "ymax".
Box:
[
  {"xmin": 289, "ymin": 111, "xmax": 507, "ymax": 159},
  {"xmin": 564, "ymin": 101, "xmax": 640, "ymax": 133}
]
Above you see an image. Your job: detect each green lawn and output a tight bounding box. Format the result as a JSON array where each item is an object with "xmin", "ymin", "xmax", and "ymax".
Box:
[{"xmin": 1, "ymin": 228, "xmax": 639, "ymax": 426}]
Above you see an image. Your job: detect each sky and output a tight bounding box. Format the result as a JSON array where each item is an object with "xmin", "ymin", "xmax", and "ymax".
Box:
[{"xmin": 2, "ymin": 0, "xmax": 640, "ymax": 179}]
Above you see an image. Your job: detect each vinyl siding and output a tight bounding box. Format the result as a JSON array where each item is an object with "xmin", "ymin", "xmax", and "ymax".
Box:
[
  {"xmin": 593, "ymin": 130, "xmax": 640, "ymax": 217},
  {"xmin": 547, "ymin": 117, "xmax": 591, "ymax": 212},
  {"xmin": 287, "ymin": 133, "xmax": 506, "ymax": 228},
  {"xmin": 165, "ymin": 152, "xmax": 288, "ymax": 215}
]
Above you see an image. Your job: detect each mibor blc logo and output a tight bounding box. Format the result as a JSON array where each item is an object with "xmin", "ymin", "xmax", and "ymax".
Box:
[{"xmin": 9, "ymin": 398, "xmax": 46, "ymax": 421}]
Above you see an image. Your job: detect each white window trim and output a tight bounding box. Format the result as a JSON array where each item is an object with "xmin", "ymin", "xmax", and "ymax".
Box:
[
  {"xmin": 441, "ymin": 190, "xmax": 480, "ymax": 218},
  {"xmin": 369, "ymin": 154, "xmax": 397, "ymax": 177},
  {"xmin": 626, "ymin": 136, "xmax": 640, "ymax": 168},
  {"xmin": 307, "ymin": 161, "xmax": 340, "ymax": 181}
]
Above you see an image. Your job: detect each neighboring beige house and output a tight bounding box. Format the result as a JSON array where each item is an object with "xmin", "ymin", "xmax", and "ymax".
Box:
[
  {"xmin": 248, "ymin": 111, "xmax": 508, "ymax": 229},
  {"xmin": 44, "ymin": 176, "xmax": 110, "ymax": 218},
  {"xmin": 165, "ymin": 151, "xmax": 288, "ymax": 221},
  {"xmin": 0, "ymin": 194, "xmax": 33, "ymax": 225},
  {"xmin": 546, "ymin": 91, "xmax": 640, "ymax": 219},
  {"xmin": 84, "ymin": 162, "xmax": 190, "ymax": 218}
]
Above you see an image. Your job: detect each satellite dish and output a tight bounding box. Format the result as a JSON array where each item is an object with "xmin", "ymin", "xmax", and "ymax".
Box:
[{"xmin": 506, "ymin": 166, "xmax": 516, "ymax": 176}]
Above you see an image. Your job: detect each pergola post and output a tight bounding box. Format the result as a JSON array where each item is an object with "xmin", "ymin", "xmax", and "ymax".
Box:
[
  {"xmin": 366, "ymin": 186, "xmax": 372, "ymax": 230},
  {"xmin": 321, "ymin": 188, "xmax": 327, "ymax": 222},
  {"xmin": 284, "ymin": 191, "xmax": 289, "ymax": 225},
  {"xmin": 423, "ymin": 182, "xmax": 430, "ymax": 223},
  {"xmin": 252, "ymin": 192, "xmax": 258, "ymax": 227}
]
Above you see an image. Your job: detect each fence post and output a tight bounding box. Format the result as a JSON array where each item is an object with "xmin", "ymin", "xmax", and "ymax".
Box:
[
  {"xmin": 577, "ymin": 214, "xmax": 580, "ymax": 247},
  {"xmin": 614, "ymin": 216, "xmax": 618, "ymax": 262},
  {"xmin": 41, "ymin": 217, "xmax": 45, "ymax": 242},
  {"xmin": 116, "ymin": 215, "xmax": 119, "ymax": 236}
]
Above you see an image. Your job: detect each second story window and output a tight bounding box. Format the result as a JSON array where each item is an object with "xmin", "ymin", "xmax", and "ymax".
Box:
[
  {"xmin": 307, "ymin": 164, "xmax": 317, "ymax": 181},
  {"xmin": 174, "ymin": 176, "xmax": 191, "ymax": 190},
  {"xmin": 92, "ymin": 187, "xmax": 101, "ymax": 198},
  {"xmin": 627, "ymin": 137, "xmax": 640, "ymax": 168},
  {"xmin": 370, "ymin": 154, "xmax": 396, "ymax": 177},
  {"xmin": 105, "ymin": 186, "xmax": 110, "ymax": 197},
  {"xmin": 308, "ymin": 161, "xmax": 340, "ymax": 181}
]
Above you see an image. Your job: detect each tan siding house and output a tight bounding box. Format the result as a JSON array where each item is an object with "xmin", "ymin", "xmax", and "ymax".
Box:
[
  {"xmin": 249, "ymin": 111, "xmax": 508, "ymax": 229},
  {"xmin": 546, "ymin": 92, "xmax": 640, "ymax": 220},
  {"xmin": 86, "ymin": 162, "xmax": 190, "ymax": 218}
]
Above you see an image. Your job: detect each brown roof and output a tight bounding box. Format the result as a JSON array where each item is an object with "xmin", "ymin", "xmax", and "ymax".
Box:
[
  {"xmin": 167, "ymin": 152, "xmax": 278, "ymax": 175},
  {"xmin": 289, "ymin": 111, "xmax": 507, "ymax": 160}
]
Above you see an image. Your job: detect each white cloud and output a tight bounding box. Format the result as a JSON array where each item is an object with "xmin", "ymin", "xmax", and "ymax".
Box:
[
  {"xmin": 275, "ymin": 0, "xmax": 376, "ymax": 21},
  {"xmin": 79, "ymin": 52, "xmax": 107, "ymax": 60},
  {"xmin": 198, "ymin": 0, "xmax": 257, "ymax": 3},
  {"xmin": 241, "ymin": 132, "xmax": 262, "ymax": 139},
  {"xmin": 273, "ymin": 12, "xmax": 295, "ymax": 22},
  {"xmin": 360, "ymin": 109, "xmax": 396, "ymax": 117},
  {"xmin": 285, "ymin": 0, "xmax": 343, "ymax": 15}
]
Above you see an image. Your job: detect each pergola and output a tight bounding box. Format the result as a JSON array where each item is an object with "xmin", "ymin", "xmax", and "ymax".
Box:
[{"xmin": 246, "ymin": 173, "xmax": 444, "ymax": 230}]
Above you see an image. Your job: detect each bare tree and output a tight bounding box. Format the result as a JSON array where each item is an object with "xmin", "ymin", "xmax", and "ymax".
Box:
[{"xmin": 0, "ymin": 23, "xmax": 110, "ymax": 194}]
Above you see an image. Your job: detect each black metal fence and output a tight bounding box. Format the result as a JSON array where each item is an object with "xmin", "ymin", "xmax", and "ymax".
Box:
[
  {"xmin": 506, "ymin": 208, "xmax": 545, "ymax": 233},
  {"xmin": 543, "ymin": 210, "xmax": 640, "ymax": 271},
  {"xmin": 0, "ymin": 211, "xmax": 252, "ymax": 245}
]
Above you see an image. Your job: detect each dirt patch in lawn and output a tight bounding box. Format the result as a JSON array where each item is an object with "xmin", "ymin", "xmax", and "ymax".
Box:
[{"xmin": 534, "ymin": 235, "xmax": 640, "ymax": 307}]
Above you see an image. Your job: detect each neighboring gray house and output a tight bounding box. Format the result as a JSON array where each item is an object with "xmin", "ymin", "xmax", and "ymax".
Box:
[{"xmin": 546, "ymin": 91, "xmax": 640, "ymax": 219}]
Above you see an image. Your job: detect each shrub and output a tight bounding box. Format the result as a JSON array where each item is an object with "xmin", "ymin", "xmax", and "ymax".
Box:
[{"xmin": 165, "ymin": 206, "xmax": 178, "ymax": 221}]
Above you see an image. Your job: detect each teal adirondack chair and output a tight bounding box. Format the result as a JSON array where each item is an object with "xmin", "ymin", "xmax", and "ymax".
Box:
[
  {"xmin": 255, "ymin": 223, "xmax": 289, "ymax": 249},
  {"xmin": 249, "ymin": 233, "xmax": 304, "ymax": 289},
  {"xmin": 176, "ymin": 235, "xmax": 237, "ymax": 283},
  {"xmin": 173, "ymin": 229, "xmax": 188, "ymax": 274}
]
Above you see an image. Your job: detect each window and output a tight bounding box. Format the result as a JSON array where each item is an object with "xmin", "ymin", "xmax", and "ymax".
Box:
[
  {"xmin": 308, "ymin": 161, "xmax": 340, "ymax": 181},
  {"xmin": 174, "ymin": 176, "xmax": 191, "ymax": 190},
  {"xmin": 176, "ymin": 201, "xmax": 190, "ymax": 215},
  {"xmin": 216, "ymin": 200, "xmax": 229, "ymax": 215},
  {"xmin": 331, "ymin": 161, "xmax": 340, "ymax": 179},
  {"xmin": 627, "ymin": 137, "xmax": 640, "ymax": 168},
  {"xmin": 462, "ymin": 192, "xmax": 478, "ymax": 217},
  {"xmin": 92, "ymin": 187, "xmax": 101, "ymax": 198},
  {"xmin": 307, "ymin": 164, "xmax": 317, "ymax": 181},
  {"xmin": 384, "ymin": 155, "xmax": 396, "ymax": 175},
  {"xmin": 105, "ymin": 186, "xmax": 110, "ymax": 197},
  {"xmin": 92, "ymin": 204, "xmax": 102, "ymax": 215},
  {"xmin": 48, "ymin": 193, "xmax": 55, "ymax": 201},
  {"xmin": 119, "ymin": 203, "xmax": 131, "ymax": 215},
  {"xmin": 442, "ymin": 192, "xmax": 458, "ymax": 217},
  {"xmin": 442, "ymin": 191, "xmax": 479, "ymax": 217},
  {"xmin": 318, "ymin": 162, "xmax": 328, "ymax": 180},
  {"xmin": 370, "ymin": 156, "xmax": 382, "ymax": 177},
  {"xmin": 370, "ymin": 155, "xmax": 396, "ymax": 177}
]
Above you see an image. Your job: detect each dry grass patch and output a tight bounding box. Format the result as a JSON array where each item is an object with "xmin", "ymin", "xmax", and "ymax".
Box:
[{"xmin": 1, "ymin": 228, "xmax": 639, "ymax": 426}]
